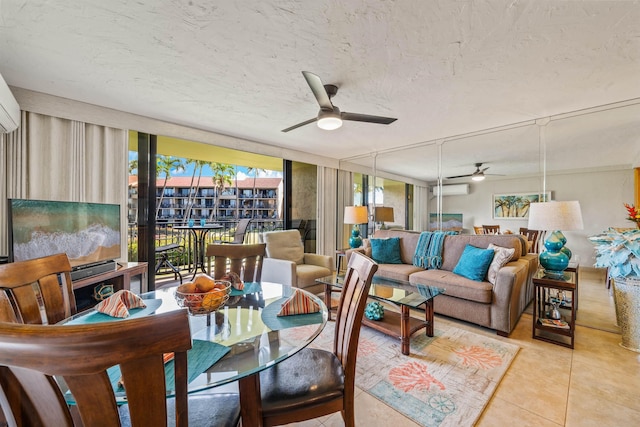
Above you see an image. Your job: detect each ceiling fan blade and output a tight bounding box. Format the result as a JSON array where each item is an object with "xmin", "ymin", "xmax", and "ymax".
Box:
[
  {"xmin": 445, "ymin": 174, "xmax": 472, "ymax": 179},
  {"xmin": 341, "ymin": 112, "xmax": 397, "ymax": 125},
  {"xmin": 281, "ymin": 117, "xmax": 317, "ymax": 133},
  {"xmin": 302, "ymin": 71, "xmax": 334, "ymax": 110},
  {"xmin": 480, "ymin": 167, "xmax": 490, "ymax": 173}
]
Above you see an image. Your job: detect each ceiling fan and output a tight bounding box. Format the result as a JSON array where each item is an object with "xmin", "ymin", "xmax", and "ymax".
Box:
[
  {"xmin": 281, "ymin": 71, "xmax": 398, "ymax": 132},
  {"xmin": 446, "ymin": 163, "xmax": 501, "ymax": 181}
]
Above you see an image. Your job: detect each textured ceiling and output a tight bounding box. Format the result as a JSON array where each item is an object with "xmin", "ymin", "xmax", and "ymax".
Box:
[{"xmin": 1, "ymin": 0, "xmax": 639, "ymax": 182}]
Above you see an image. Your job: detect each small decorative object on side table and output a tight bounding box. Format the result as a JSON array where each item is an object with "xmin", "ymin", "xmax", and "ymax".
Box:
[{"xmin": 532, "ymin": 268, "xmax": 577, "ymax": 348}]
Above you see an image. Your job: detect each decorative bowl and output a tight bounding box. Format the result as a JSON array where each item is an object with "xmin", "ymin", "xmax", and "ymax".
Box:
[{"xmin": 174, "ymin": 278, "xmax": 231, "ymax": 315}]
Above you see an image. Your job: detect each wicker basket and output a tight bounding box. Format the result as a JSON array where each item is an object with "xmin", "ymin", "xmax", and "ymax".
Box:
[
  {"xmin": 174, "ymin": 280, "xmax": 231, "ymax": 316},
  {"xmin": 611, "ymin": 277, "xmax": 640, "ymax": 353}
]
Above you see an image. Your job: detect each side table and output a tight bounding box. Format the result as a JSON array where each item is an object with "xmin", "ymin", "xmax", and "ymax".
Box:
[{"xmin": 532, "ymin": 268, "xmax": 577, "ymax": 349}]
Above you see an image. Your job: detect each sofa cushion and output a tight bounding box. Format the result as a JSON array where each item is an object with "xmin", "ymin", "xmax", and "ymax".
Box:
[
  {"xmin": 453, "ymin": 245, "xmax": 495, "ymax": 282},
  {"xmin": 410, "ymin": 269, "xmax": 494, "ymax": 304},
  {"xmin": 370, "ymin": 237, "xmax": 402, "ymax": 264},
  {"xmin": 440, "ymin": 235, "xmax": 522, "ymax": 271},
  {"xmin": 487, "ymin": 243, "xmax": 516, "ymax": 285},
  {"xmin": 365, "ymin": 230, "xmax": 422, "ymax": 264},
  {"xmin": 376, "ymin": 263, "xmax": 424, "ymax": 282}
]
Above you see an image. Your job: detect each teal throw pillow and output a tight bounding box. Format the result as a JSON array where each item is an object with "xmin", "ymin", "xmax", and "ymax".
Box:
[
  {"xmin": 370, "ymin": 237, "xmax": 402, "ymax": 264},
  {"xmin": 452, "ymin": 244, "xmax": 496, "ymax": 282}
]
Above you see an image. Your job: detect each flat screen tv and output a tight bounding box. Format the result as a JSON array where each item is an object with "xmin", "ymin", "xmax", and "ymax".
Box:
[{"xmin": 8, "ymin": 199, "xmax": 121, "ymax": 270}]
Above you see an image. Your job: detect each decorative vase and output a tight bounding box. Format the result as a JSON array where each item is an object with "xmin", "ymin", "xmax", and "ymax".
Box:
[
  {"xmin": 349, "ymin": 226, "xmax": 363, "ymax": 249},
  {"xmin": 611, "ymin": 276, "xmax": 640, "ymax": 353},
  {"xmin": 539, "ymin": 231, "xmax": 570, "ymax": 278},
  {"xmin": 364, "ymin": 301, "xmax": 384, "ymax": 320}
]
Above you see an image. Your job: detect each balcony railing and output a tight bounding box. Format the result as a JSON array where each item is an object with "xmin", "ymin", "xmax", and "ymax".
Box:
[{"xmin": 127, "ymin": 219, "xmax": 284, "ymax": 272}]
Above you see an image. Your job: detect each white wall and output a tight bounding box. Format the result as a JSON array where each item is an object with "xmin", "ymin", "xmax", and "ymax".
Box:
[{"xmin": 433, "ymin": 167, "xmax": 635, "ymax": 268}]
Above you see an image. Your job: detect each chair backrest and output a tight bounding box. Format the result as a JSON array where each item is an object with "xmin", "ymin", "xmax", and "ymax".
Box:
[
  {"xmin": 520, "ymin": 228, "xmax": 541, "ymax": 253},
  {"xmin": 206, "ymin": 243, "xmax": 266, "ymax": 282},
  {"xmin": 333, "ymin": 252, "xmax": 378, "ymax": 389},
  {"xmin": 0, "ymin": 310, "xmax": 192, "ymax": 427},
  {"xmin": 0, "ymin": 253, "xmax": 76, "ymax": 324},
  {"xmin": 260, "ymin": 230, "xmax": 305, "ymax": 263},
  {"xmin": 230, "ymin": 219, "xmax": 252, "ymax": 244},
  {"xmin": 482, "ymin": 225, "xmax": 501, "ymax": 234},
  {"xmin": 473, "ymin": 226, "xmax": 485, "ymax": 235}
]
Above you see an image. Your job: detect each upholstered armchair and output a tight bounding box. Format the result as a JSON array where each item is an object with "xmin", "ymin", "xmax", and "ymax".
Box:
[{"xmin": 260, "ymin": 229, "xmax": 333, "ymax": 295}]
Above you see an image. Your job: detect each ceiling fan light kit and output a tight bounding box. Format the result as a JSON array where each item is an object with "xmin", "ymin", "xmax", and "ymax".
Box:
[
  {"xmin": 472, "ymin": 173, "xmax": 486, "ymax": 182},
  {"xmin": 317, "ymin": 108, "xmax": 343, "ymax": 130}
]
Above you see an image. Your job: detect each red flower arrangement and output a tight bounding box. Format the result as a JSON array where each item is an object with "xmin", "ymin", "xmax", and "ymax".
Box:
[{"xmin": 624, "ymin": 203, "xmax": 640, "ymax": 226}]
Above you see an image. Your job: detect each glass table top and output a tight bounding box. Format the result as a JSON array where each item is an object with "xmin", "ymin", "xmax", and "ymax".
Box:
[
  {"xmin": 317, "ymin": 274, "xmax": 444, "ymax": 309},
  {"xmin": 60, "ymin": 282, "xmax": 328, "ymax": 402}
]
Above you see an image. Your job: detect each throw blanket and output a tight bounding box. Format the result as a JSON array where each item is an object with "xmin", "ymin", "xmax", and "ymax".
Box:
[{"xmin": 413, "ymin": 231, "xmax": 454, "ymax": 269}]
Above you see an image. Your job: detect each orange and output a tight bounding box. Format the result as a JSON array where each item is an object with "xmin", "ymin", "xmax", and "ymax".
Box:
[{"xmin": 201, "ymin": 292, "xmax": 223, "ymax": 311}]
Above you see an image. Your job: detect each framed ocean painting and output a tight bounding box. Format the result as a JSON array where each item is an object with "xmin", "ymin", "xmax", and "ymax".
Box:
[{"xmin": 429, "ymin": 213, "xmax": 463, "ymax": 231}]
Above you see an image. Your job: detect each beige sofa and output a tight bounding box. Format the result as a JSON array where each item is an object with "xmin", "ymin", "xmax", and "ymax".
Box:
[{"xmin": 347, "ymin": 229, "xmax": 538, "ymax": 335}]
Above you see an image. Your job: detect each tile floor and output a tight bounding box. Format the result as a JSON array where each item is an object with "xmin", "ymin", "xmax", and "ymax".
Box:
[{"xmin": 280, "ymin": 268, "xmax": 640, "ymax": 427}]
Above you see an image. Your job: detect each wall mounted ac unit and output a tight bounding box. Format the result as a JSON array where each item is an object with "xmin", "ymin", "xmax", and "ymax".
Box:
[
  {"xmin": 0, "ymin": 73, "xmax": 20, "ymax": 133},
  {"xmin": 431, "ymin": 184, "xmax": 469, "ymax": 196}
]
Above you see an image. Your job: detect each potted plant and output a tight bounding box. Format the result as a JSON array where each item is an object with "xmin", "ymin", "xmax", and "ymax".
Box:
[
  {"xmin": 624, "ymin": 203, "xmax": 640, "ymax": 229},
  {"xmin": 588, "ymin": 226, "xmax": 640, "ymax": 352}
]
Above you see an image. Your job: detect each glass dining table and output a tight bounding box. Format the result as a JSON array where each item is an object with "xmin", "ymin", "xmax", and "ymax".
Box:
[{"xmin": 60, "ymin": 282, "xmax": 328, "ymax": 427}]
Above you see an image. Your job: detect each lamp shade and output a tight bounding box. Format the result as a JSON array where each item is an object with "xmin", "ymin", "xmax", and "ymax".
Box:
[
  {"xmin": 527, "ymin": 201, "xmax": 584, "ymax": 231},
  {"xmin": 375, "ymin": 207, "xmax": 394, "ymax": 223},
  {"xmin": 344, "ymin": 206, "xmax": 368, "ymax": 224}
]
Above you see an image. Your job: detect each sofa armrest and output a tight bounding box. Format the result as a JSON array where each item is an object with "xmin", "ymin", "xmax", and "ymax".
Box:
[
  {"xmin": 490, "ymin": 262, "xmax": 529, "ymax": 334},
  {"xmin": 344, "ymin": 247, "xmax": 370, "ymax": 264},
  {"xmin": 262, "ymin": 258, "xmax": 297, "ymax": 287},
  {"xmin": 303, "ymin": 253, "xmax": 334, "ymax": 270}
]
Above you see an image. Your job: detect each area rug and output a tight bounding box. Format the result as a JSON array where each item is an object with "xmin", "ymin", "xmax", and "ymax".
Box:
[{"xmin": 289, "ymin": 317, "xmax": 519, "ymax": 427}]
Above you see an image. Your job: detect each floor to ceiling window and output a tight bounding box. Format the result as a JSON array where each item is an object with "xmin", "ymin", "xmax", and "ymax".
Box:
[{"xmin": 128, "ymin": 132, "xmax": 287, "ymax": 286}]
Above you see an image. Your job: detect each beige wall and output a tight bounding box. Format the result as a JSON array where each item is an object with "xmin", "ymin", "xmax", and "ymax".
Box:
[{"xmin": 433, "ymin": 167, "xmax": 635, "ymax": 268}]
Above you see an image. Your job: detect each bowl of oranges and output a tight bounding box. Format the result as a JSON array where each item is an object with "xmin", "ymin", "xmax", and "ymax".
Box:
[{"xmin": 174, "ymin": 274, "xmax": 231, "ymax": 315}]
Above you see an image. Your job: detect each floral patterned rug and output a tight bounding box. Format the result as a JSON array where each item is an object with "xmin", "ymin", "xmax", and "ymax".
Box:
[{"xmin": 305, "ymin": 316, "xmax": 520, "ymax": 427}]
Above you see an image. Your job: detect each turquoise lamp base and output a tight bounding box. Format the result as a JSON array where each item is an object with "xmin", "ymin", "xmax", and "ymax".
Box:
[
  {"xmin": 349, "ymin": 226, "xmax": 363, "ymax": 248},
  {"xmin": 539, "ymin": 230, "xmax": 570, "ymax": 278}
]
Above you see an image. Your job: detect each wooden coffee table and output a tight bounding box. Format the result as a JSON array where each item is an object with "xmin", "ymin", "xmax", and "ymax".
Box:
[{"xmin": 317, "ymin": 275, "xmax": 444, "ymax": 355}]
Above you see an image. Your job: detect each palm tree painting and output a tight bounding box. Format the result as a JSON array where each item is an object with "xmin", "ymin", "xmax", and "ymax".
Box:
[{"xmin": 493, "ymin": 192, "xmax": 550, "ymax": 219}]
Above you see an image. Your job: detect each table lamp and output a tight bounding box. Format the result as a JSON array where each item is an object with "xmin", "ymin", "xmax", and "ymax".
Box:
[
  {"xmin": 374, "ymin": 206, "xmax": 395, "ymax": 230},
  {"xmin": 528, "ymin": 201, "xmax": 584, "ymax": 278},
  {"xmin": 344, "ymin": 206, "xmax": 368, "ymax": 248}
]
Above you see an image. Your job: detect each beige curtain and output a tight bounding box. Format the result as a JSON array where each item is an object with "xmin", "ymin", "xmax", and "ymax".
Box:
[
  {"xmin": 316, "ymin": 166, "xmax": 338, "ymax": 257},
  {"xmin": 336, "ymin": 169, "xmax": 354, "ymax": 249},
  {"xmin": 0, "ymin": 111, "xmax": 128, "ymax": 258}
]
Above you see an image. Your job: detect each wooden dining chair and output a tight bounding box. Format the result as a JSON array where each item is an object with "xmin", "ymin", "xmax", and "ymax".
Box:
[
  {"xmin": 473, "ymin": 226, "xmax": 485, "ymax": 234},
  {"xmin": 205, "ymin": 242, "xmax": 266, "ymax": 282},
  {"xmin": 482, "ymin": 224, "xmax": 501, "ymax": 234},
  {"xmin": 258, "ymin": 251, "xmax": 378, "ymax": 426},
  {"xmin": 519, "ymin": 227, "xmax": 541, "ymax": 253},
  {"xmin": 0, "ymin": 253, "xmax": 76, "ymax": 324},
  {"xmin": 0, "ymin": 309, "xmax": 241, "ymax": 427}
]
